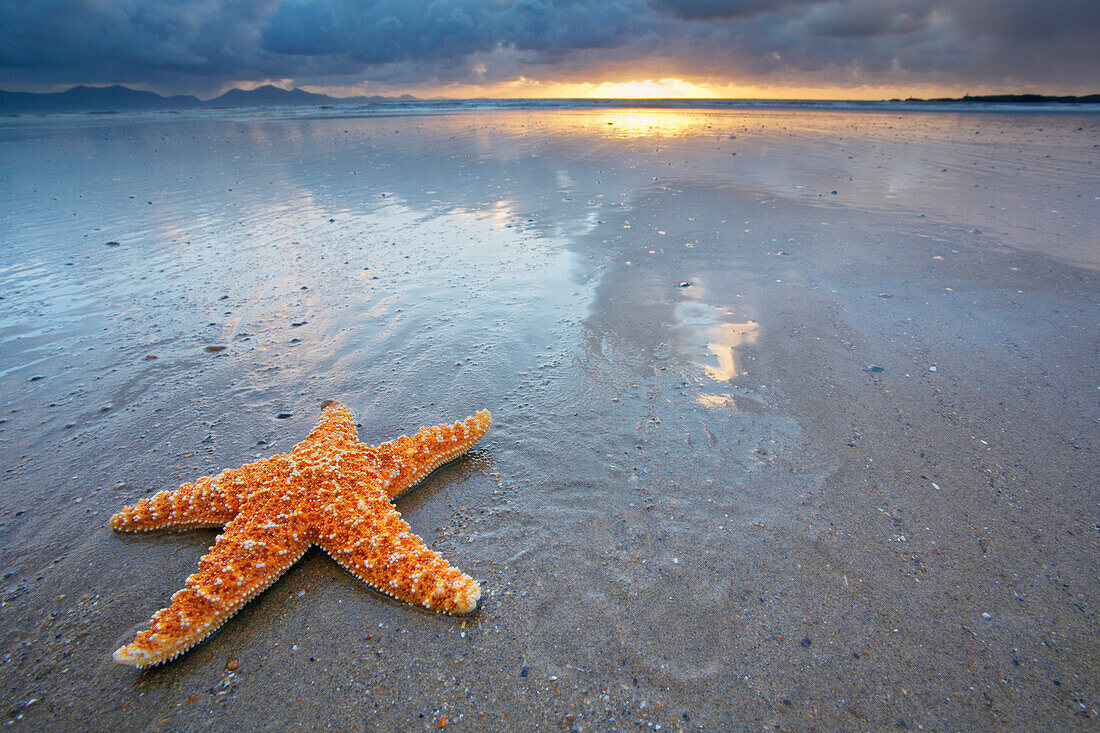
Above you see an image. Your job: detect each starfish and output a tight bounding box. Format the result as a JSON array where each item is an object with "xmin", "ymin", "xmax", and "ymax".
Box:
[{"xmin": 110, "ymin": 401, "xmax": 490, "ymax": 668}]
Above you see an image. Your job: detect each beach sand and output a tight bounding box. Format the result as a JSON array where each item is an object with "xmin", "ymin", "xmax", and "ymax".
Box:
[{"xmin": 0, "ymin": 108, "xmax": 1096, "ymax": 730}]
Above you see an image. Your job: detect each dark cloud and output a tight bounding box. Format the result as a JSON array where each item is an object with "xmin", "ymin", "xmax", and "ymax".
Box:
[
  {"xmin": 259, "ymin": 1, "xmax": 639, "ymax": 62},
  {"xmin": 261, "ymin": 1, "xmax": 490, "ymax": 62},
  {"xmin": 802, "ymin": 1, "xmax": 934, "ymax": 38},
  {"xmin": 644, "ymin": 0, "xmax": 1098, "ymax": 87},
  {"xmin": 648, "ymin": 0, "xmax": 815, "ymax": 21},
  {"xmin": 0, "ymin": 0, "xmax": 1096, "ymax": 94},
  {"xmin": 0, "ymin": 1, "xmax": 279, "ymax": 90}
]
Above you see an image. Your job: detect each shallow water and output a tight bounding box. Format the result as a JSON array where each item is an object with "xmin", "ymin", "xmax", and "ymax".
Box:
[{"xmin": 0, "ymin": 109, "xmax": 1097, "ymax": 729}]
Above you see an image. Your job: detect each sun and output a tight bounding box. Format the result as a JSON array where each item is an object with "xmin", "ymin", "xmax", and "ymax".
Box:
[{"xmin": 583, "ymin": 78, "xmax": 720, "ymax": 99}]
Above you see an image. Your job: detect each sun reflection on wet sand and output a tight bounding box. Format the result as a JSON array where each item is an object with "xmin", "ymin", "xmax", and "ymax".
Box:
[{"xmin": 596, "ymin": 109, "xmax": 719, "ymax": 139}]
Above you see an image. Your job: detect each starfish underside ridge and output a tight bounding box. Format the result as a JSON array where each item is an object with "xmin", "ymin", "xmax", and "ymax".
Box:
[{"xmin": 110, "ymin": 402, "xmax": 490, "ymax": 668}]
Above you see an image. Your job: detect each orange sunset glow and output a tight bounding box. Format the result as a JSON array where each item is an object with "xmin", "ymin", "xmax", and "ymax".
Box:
[{"xmin": 301, "ymin": 76, "xmax": 1012, "ymax": 103}]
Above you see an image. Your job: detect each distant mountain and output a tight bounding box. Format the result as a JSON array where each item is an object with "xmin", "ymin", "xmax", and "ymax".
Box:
[
  {"xmin": 207, "ymin": 84, "xmax": 335, "ymax": 107},
  {"xmin": 0, "ymin": 85, "xmax": 201, "ymax": 113},
  {"xmin": 0, "ymin": 84, "xmax": 419, "ymax": 113}
]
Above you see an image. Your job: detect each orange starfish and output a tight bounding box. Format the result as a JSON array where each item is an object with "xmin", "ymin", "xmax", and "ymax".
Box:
[{"xmin": 110, "ymin": 401, "xmax": 490, "ymax": 668}]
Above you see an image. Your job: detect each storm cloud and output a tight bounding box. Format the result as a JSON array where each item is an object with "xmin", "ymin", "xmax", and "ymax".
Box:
[{"xmin": 1, "ymin": 0, "xmax": 1096, "ymax": 94}]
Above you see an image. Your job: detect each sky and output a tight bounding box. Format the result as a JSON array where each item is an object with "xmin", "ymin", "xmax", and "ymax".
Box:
[{"xmin": 1, "ymin": 0, "xmax": 1097, "ymax": 99}]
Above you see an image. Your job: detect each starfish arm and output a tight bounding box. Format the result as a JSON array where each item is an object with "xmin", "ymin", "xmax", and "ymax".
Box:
[
  {"xmin": 317, "ymin": 496, "xmax": 481, "ymax": 615},
  {"xmin": 110, "ymin": 455, "xmax": 291, "ymax": 533},
  {"xmin": 369, "ymin": 410, "xmax": 492, "ymax": 500},
  {"xmin": 294, "ymin": 401, "xmax": 360, "ymax": 452},
  {"xmin": 112, "ymin": 508, "xmax": 311, "ymax": 668}
]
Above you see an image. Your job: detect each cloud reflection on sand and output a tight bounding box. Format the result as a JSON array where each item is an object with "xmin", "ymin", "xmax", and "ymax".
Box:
[{"xmin": 672, "ymin": 299, "xmax": 761, "ymax": 408}]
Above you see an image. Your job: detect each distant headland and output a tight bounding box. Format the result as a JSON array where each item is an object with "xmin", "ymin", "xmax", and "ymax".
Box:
[{"xmin": 898, "ymin": 93, "xmax": 1100, "ymax": 104}]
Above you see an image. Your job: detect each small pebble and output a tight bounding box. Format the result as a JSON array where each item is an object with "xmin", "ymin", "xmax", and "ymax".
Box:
[
  {"xmin": 865, "ymin": 365, "xmax": 884, "ymax": 373},
  {"xmin": 678, "ymin": 281, "xmax": 692, "ymax": 288},
  {"xmin": 205, "ymin": 345, "xmax": 227, "ymax": 353},
  {"xmin": 276, "ymin": 412, "xmax": 292, "ymax": 419},
  {"xmin": 800, "ymin": 637, "xmax": 812, "ymax": 647},
  {"xmin": 105, "ymin": 241, "xmax": 120, "ymax": 247}
]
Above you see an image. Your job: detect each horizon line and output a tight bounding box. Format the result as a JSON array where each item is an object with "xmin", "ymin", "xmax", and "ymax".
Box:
[{"xmin": 2, "ymin": 84, "xmax": 1099, "ymax": 105}]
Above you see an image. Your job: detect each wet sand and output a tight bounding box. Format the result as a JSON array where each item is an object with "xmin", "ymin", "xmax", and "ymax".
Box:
[{"xmin": 0, "ymin": 108, "xmax": 1097, "ymax": 730}]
